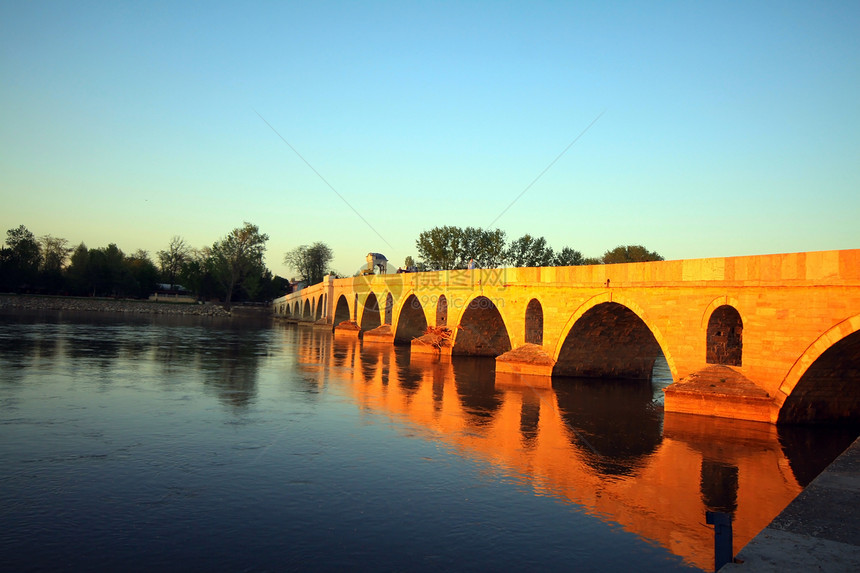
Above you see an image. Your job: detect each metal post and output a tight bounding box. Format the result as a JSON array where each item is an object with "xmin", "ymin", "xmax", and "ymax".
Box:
[{"xmin": 706, "ymin": 511, "xmax": 733, "ymax": 572}]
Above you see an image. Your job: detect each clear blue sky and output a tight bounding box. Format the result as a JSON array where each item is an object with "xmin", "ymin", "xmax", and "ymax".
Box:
[{"xmin": 2, "ymin": 1, "xmax": 858, "ymax": 278}]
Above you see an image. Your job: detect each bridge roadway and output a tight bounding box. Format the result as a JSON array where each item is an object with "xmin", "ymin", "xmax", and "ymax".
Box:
[{"xmin": 273, "ymin": 249, "xmax": 860, "ymax": 425}]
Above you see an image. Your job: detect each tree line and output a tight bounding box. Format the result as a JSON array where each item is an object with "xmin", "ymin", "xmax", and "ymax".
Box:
[
  {"xmin": 0, "ymin": 223, "xmax": 288, "ymax": 309},
  {"xmin": 278, "ymin": 227, "xmax": 665, "ymax": 289},
  {"xmin": 412, "ymin": 226, "xmax": 663, "ymax": 270}
]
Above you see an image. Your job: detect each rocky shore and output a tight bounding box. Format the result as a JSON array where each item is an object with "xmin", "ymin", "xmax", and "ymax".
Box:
[{"xmin": 0, "ymin": 294, "xmax": 232, "ymax": 317}]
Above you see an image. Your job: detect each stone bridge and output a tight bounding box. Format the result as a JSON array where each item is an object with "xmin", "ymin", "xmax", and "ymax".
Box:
[{"xmin": 273, "ymin": 249, "xmax": 860, "ymax": 424}]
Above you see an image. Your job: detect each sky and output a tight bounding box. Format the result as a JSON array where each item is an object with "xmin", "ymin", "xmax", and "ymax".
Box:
[{"xmin": 2, "ymin": 1, "xmax": 858, "ymax": 279}]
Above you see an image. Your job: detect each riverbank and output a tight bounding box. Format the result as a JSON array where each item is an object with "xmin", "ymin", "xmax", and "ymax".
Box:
[{"xmin": 0, "ymin": 294, "xmax": 232, "ymax": 317}]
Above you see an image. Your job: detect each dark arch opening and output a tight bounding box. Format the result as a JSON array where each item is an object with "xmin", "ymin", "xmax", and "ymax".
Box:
[
  {"xmin": 779, "ymin": 329, "xmax": 860, "ymax": 424},
  {"xmin": 384, "ymin": 293, "xmax": 393, "ymax": 325},
  {"xmin": 360, "ymin": 293, "xmax": 382, "ymax": 332},
  {"xmin": 333, "ymin": 295, "xmax": 351, "ymax": 326},
  {"xmin": 525, "ymin": 298, "xmax": 544, "ymax": 345},
  {"xmin": 394, "ymin": 294, "xmax": 427, "ymax": 345},
  {"xmin": 316, "ymin": 295, "xmax": 324, "ymax": 320},
  {"xmin": 707, "ymin": 305, "xmax": 743, "ymax": 366},
  {"xmin": 436, "ymin": 295, "xmax": 448, "ymax": 327},
  {"xmin": 303, "ymin": 299, "xmax": 312, "ymax": 320},
  {"xmin": 454, "ymin": 296, "xmax": 512, "ymax": 357},
  {"xmin": 554, "ymin": 302, "xmax": 663, "ymax": 379}
]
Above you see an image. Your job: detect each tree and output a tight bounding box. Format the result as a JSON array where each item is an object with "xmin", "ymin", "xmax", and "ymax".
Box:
[
  {"xmin": 403, "ymin": 255, "xmax": 415, "ymax": 269},
  {"xmin": 65, "ymin": 243, "xmax": 91, "ymax": 295},
  {"xmin": 283, "ymin": 242, "xmax": 333, "ymax": 286},
  {"xmin": 157, "ymin": 236, "xmax": 190, "ymax": 288},
  {"xmin": 506, "ymin": 234, "xmax": 555, "ymax": 268},
  {"xmin": 0, "ymin": 225, "xmax": 42, "ymax": 291},
  {"xmin": 554, "ymin": 246, "xmax": 585, "ymax": 266},
  {"xmin": 210, "ymin": 222, "xmax": 269, "ymax": 309},
  {"xmin": 36, "ymin": 235, "xmax": 71, "ymax": 293},
  {"xmin": 460, "ymin": 227, "xmax": 507, "ymax": 268},
  {"xmin": 602, "ymin": 245, "xmax": 664, "ymax": 264},
  {"xmin": 40, "ymin": 235, "xmax": 71, "ymax": 273},
  {"xmin": 415, "ymin": 226, "xmax": 507, "ymax": 270},
  {"xmin": 415, "ymin": 226, "xmax": 463, "ymax": 270},
  {"xmin": 126, "ymin": 249, "xmax": 160, "ymax": 298},
  {"xmin": 177, "ymin": 248, "xmax": 211, "ymax": 300},
  {"xmin": 86, "ymin": 243, "xmax": 128, "ymax": 297}
]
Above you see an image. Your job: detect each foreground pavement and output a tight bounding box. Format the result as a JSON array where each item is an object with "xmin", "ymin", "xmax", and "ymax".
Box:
[{"xmin": 721, "ymin": 435, "xmax": 860, "ymax": 572}]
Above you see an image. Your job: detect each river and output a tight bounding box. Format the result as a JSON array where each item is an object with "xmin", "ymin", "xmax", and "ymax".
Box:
[{"xmin": 0, "ymin": 310, "xmax": 856, "ymax": 572}]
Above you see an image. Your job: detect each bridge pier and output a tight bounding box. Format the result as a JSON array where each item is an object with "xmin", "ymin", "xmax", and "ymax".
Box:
[
  {"xmin": 664, "ymin": 366, "xmax": 775, "ymax": 423},
  {"xmin": 495, "ymin": 343, "xmax": 556, "ymax": 377},
  {"xmin": 410, "ymin": 327, "xmax": 453, "ymax": 356},
  {"xmin": 334, "ymin": 320, "xmax": 361, "ymax": 338},
  {"xmin": 363, "ymin": 324, "xmax": 394, "ymax": 343}
]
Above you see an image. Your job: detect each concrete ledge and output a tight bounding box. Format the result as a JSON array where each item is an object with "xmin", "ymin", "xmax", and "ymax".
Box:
[{"xmin": 721, "ymin": 435, "xmax": 860, "ymax": 572}]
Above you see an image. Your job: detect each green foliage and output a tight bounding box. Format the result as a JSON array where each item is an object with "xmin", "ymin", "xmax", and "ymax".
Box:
[
  {"xmin": 506, "ymin": 234, "xmax": 555, "ymax": 268},
  {"xmin": 127, "ymin": 250, "xmax": 160, "ymax": 297},
  {"xmin": 554, "ymin": 246, "xmax": 585, "ymax": 266},
  {"xmin": 415, "ymin": 226, "xmax": 507, "ymax": 270},
  {"xmin": 65, "ymin": 243, "xmax": 91, "ymax": 295},
  {"xmin": 283, "ymin": 242, "xmax": 333, "ymax": 285},
  {"xmin": 415, "ymin": 225, "xmax": 462, "ymax": 270},
  {"xmin": 157, "ymin": 236, "xmax": 190, "ymax": 288},
  {"xmin": 210, "ymin": 222, "xmax": 269, "ymax": 309},
  {"xmin": 0, "ymin": 225, "xmax": 42, "ymax": 291},
  {"xmin": 461, "ymin": 227, "xmax": 507, "ymax": 269},
  {"xmin": 0, "ymin": 222, "xmax": 280, "ymax": 304},
  {"xmin": 602, "ymin": 245, "xmax": 664, "ymax": 264}
]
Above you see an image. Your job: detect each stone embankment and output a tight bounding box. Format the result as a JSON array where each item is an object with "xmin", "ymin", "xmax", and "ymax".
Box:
[{"xmin": 0, "ymin": 294, "xmax": 231, "ymax": 317}]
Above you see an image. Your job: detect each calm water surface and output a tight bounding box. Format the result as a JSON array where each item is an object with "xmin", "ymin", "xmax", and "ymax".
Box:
[{"xmin": 0, "ymin": 311, "xmax": 856, "ymax": 572}]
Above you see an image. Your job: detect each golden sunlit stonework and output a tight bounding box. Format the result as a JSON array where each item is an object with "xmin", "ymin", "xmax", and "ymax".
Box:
[{"xmin": 274, "ymin": 249, "xmax": 860, "ymax": 425}]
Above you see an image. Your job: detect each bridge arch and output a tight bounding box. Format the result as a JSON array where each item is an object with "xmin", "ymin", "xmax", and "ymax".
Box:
[
  {"xmin": 302, "ymin": 298, "xmax": 312, "ymax": 320},
  {"xmin": 553, "ymin": 293, "xmax": 676, "ymax": 381},
  {"xmin": 777, "ymin": 313, "xmax": 860, "ymax": 423},
  {"xmin": 333, "ymin": 294, "xmax": 351, "ymax": 326},
  {"xmin": 394, "ymin": 292, "xmax": 428, "ymax": 344},
  {"xmin": 436, "ymin": 295, "xmax": 448, "ymax": 327},
  {"xmin": 706, "ymin": 305, "xmax": 743, "ymax": 366},
  {"xmin": 315, "ymin": 294, "xmax": 324, "ymax": 320},
  {"xmin": 452, "ymin": 295, "xmax": 512, "ymax": 357},
  {"xmin": 525, "ymin": 298, "xmax": 544, "ymax": 345},
  {"xmin": 360, "ymin": 292, "xmax": 382, "ymax": 331},
  {"xmin": 383, "ymin": 292, "xmax": 394, "ymax": 325}
]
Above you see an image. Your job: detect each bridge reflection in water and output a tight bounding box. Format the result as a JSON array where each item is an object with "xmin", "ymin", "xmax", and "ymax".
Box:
[{"xmin": 287, "ymin": 324, "xmax": 857, "ymax": 571}]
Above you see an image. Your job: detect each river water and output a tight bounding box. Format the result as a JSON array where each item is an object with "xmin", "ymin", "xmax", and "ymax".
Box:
[{"xmin": 1, "ymin": 310, "xmax": 857, "ymax": 572}]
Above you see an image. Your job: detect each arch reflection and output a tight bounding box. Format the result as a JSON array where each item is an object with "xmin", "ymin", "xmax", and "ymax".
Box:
[{"xmin": 289, "ymin": 328, "xmax": 845, "ymax": 572}]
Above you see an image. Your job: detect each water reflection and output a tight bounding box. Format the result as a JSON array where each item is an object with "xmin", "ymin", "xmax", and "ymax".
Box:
[
  {"xmin": 555, "ymin": 377, "xmax": 662, "ymax": 478},
  {"xmin": 304, "ymin": 334, "xmax": 853, "ymax": 572},
  {"xmin": 0, "ymin": 310, "xmax": 273, "ymax": 410},
  {"xmin": 2, "ymin": 313, "xmax": 856, "ymax": 572}
]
